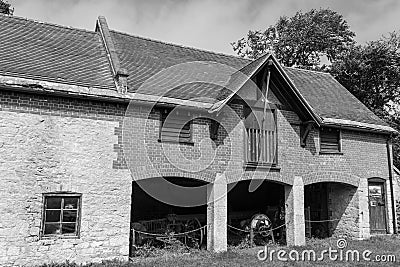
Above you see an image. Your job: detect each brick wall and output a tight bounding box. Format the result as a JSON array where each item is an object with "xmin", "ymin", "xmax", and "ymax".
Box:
[{"xmin": 0, "ymin": 88, "xmax": 394, "ymax": 265}]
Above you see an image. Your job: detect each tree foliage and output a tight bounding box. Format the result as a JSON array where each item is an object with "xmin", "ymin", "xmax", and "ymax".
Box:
[
  {"xmin": 0, "ymin": 0, "xmax": 13, "ymax": 15},
  {"xmin": 231, "ymin": 8, "xmax": 355, "ymax": 68},
  {"xmin": 330, "ymin": 33, "xmax": 400, "ymax": 167},
  {"xmin": 330, "ymin": 38, "xmax": 400, "ymax": 116}
]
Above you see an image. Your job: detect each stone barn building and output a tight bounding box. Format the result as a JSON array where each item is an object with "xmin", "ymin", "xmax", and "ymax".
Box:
[{"xmin": 0, "ymin": 14, "xmax": 398, "ymax": 266}]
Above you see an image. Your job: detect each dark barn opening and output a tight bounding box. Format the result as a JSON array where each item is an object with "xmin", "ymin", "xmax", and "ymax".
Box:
[
  {"xmin": 130, "ymin": 177, "xmax": 207, "ymax": 254},
  {"xmin": 227, "ymin": 180, "xmax": 285, "ymax": 245},
  {"xmin": 304, "ymin": 183, "xmax": 329, "ymax": 238}
]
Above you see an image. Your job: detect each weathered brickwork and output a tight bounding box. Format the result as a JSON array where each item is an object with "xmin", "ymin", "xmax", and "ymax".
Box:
[
  {"xmin": 0, "ymin": 90, "xmax": 126, "ymax": 120},
  {"xmin": 0, "ymin": 88, "xmax": 395, "ymax": 265}
]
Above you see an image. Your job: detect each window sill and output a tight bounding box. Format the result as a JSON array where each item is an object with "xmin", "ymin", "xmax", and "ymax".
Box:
[
  {"xmin": 243, "ymin": 162, "xmax": 280, "ymax": 171},
  {"xmin": 319, "ymin": 151, "xmax": 343, "ymax": 155},
  {"xmin": 158, "ymin": 139, "xmax": 194, "ymax": 146},
  {"xmin": 40, "ymin": 234, "xmax": 80, "ymax": 240}
]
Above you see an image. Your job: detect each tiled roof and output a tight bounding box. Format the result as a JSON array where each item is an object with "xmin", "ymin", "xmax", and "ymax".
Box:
[
  {"xmin": 0, "ymin": 14, "xmax": 115, "ymax": 89},
  {"xmin": 284, "ymin": 67, "xmax": 388, "ymax": 126},
  {"xmin": 0, "ymin": 14, "xmax": 391, "ymax": 130},
  {"xmin": 110, "ymin": 30, "xmax": 388, "ymax": 127},
  {"xmin": 110, "ymin": 30, "xmax": 249, "ymax": 99}
]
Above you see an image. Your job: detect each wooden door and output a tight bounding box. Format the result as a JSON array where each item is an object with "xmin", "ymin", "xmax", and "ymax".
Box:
[{"xmin": 368, "ymin": 182, "xmax": 387, "ymax": 234}]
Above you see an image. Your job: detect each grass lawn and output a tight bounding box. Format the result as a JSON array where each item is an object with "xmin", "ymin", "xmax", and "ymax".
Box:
[{"xmin": 39, "ymin": 235, "xmax": 400, "ymax": 266}]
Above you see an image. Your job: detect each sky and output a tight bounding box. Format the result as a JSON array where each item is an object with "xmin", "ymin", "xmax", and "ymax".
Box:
[{"xmin": 8, "ymin": 0, "xmax": 400, "ymax": 55}]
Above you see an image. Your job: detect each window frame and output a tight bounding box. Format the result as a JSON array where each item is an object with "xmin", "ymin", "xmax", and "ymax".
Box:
[
  {"xmin": 158, "ymin": 109, "xmax": 194, "ymax": 144},
  {"xmin": 41, "ymin": 193, "xmax": 82, "ymax": 239},
  {"xmin": 319, "ymin": 127, "xmax": 342, "ymax": 154},
  {"xmin": 243, "ymin": 107, "xmax": 278, "ymax": 166}
]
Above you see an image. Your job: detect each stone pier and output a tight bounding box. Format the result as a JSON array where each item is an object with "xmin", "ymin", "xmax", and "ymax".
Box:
[
  {"xmin": 285, "ymin": 176, "xmax": 306, "ymax": 246},
  {"xmin": 207, "ymin": 173, "xmax": 228, "ymax": 252}
]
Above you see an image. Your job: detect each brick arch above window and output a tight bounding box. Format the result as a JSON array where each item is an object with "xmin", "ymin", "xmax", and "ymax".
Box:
[{"xmin": 129, "ymin": 166, "xmax": 216, "ymax": 183}]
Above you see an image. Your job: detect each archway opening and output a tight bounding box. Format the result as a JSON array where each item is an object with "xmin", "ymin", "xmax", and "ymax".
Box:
[
  {"xmin": 227, "ymin": 180, "xmax": 285, "ymax": 245},
  {"xmin": 304, "ymin": 182, "xmax": 358, "ymax": 238},
  {"xmin": 130, "ymin": 177, "xmax": 208, "ymax": 253}
]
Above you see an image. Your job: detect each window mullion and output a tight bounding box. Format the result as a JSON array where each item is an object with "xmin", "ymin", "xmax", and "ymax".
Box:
[{"xmin": 60, "ymin": 198, "xmax": 64, "ymax": 234}]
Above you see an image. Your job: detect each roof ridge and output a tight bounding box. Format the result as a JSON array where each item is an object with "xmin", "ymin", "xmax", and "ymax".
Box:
[
  {"xmin": 284, "ymin": 66, "xmax": 330, "ymax": 75},
  {"xmin": 0, "ymin": 13, "xmax": 95, "ymax": 35},
  {"xmin": 110, "ymin": 29, "xmax": 251, "ymax": 63}
]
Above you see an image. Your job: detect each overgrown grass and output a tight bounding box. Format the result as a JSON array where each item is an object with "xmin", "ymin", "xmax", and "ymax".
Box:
[{"xmin": 37, "ymin": 235, "xmax": 400, "ymax": 266}]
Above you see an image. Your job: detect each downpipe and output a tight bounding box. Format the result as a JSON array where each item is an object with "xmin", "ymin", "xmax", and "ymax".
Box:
[{"xmin": 386, "ymin": 137, "xmax": 397, "ymax": 234}]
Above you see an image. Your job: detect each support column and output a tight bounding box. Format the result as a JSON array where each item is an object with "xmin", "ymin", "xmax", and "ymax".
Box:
[
  {"xmin": 358, "ymin": 178, "xmax": 370, "ymax": 239},
  {"xmin": 285, "ymin": 176, "xmax": 305, "ymax": 246},
  {"xmin": 207, "ymin": 173, "xmax": 227, "ymax": 252}
]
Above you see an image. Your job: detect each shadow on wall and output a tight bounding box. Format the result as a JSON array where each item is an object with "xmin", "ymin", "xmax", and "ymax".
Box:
[
  {"xmin": 328, "ymin": 183, "xmax": 358, "ymax": 238},
  {"xmin": 282, "ymin": 111, "xmax": 317, "ymax": 156}
]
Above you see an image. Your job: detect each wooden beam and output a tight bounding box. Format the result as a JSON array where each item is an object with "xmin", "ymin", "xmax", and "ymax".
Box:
[{"xmin": 300, "ymin": 122, "xmax": 314, "ymax": 147}]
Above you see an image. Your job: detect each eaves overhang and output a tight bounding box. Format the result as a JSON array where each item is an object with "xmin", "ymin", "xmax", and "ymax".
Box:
[
  {"xmin": 1, "ymin": 75, "xmax": 397, "ymax": 135},
  {"xmin": 0, "ymin": 75, "xmax": 211, "ymax": 111},
  {"xmin": 321, "ymin": 117, "xmax": 398, "ymax": 135}
]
